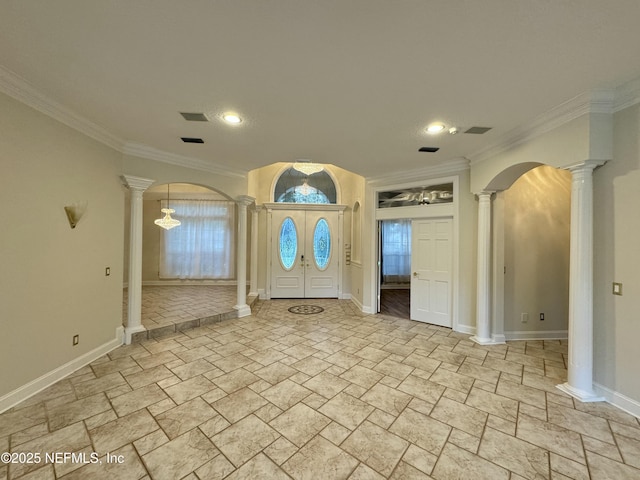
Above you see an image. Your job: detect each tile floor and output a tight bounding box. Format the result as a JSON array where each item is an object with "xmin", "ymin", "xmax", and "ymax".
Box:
[
  {"xmin": 123, "ymin": 286, "xmax": 240, "ymax": 331},
  {"xmin": 2, "ymin": 299, "xmax": 640, "ymax": 479}
]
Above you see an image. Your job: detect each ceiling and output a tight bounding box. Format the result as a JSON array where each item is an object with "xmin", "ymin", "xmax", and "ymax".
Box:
[{"xmin": 2, "ymin": 1, "xmax": 640, "ymax": 179}]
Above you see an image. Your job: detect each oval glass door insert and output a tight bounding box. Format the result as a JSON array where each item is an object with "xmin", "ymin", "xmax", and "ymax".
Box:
[
  {"xmin": 279, "ymin": 217, "xmax": 297, "ymax": 270},
  {"xmin": 313, "ymin": 218, "xmax": 331, "ymax": 270}
]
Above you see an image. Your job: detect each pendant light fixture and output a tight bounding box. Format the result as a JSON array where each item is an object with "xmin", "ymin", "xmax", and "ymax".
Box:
[
  {"xmin": 154, "ymin": 183, "xmax": 181, "ymax": 230},
  {"xmin": 292, "ymin": 161, "xmax": 324, "ymax": 176}
]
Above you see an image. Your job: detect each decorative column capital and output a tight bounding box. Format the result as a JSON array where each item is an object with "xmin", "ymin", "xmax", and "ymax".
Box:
[
  {"xmin": 475, "ymin": 190, "xmax": 495, "ymax": 200},
  {"xmin": 236, "ymin": 195, "xmax": 255, "ymax": 208},
  {"xmin": 121, "ymin": 175, "xmax": 155, "ymax": 192},
  {"xmin": 252, "ymin": 204, "xmax": 263, "ymax": 213},
  {"xmin": 564, "ymin": 159, "xmax": 607, "ymax": 174}
]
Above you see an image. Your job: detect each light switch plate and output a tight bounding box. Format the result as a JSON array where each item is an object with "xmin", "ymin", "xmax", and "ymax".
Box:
[{"xmin": 613, "ymin": 282, "xmax": 622, "ymax": 296}]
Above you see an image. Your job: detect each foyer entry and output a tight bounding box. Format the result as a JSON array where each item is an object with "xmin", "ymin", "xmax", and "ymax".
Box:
[{"xmin": 266, "ymin": 204, "xmax": 345, "ymax": 299}]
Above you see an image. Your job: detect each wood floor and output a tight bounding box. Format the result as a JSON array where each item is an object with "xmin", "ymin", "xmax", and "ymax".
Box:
[{"xmin": 380, "ymin": 288, "xmax": 410, "ymax": 319}]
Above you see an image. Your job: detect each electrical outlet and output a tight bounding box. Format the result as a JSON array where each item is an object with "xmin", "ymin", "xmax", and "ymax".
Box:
[
  {"xmin": 72, "ymin": 334, "xmax": 79, "ymax": 346},
  {"xmin": 540, "ymin": 313, "xmax": 545, "ymax": 321},
  {"xmin": 521, "ymin": 313, "xmax": 529, "ymax": 323},
  {"xmin": 105, "ymin": 267, "xmax": 111, "ymax": 276}
]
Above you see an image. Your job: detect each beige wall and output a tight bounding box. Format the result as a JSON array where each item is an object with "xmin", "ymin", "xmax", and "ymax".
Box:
[
  {"xmin": 0, "ymin": 92, "xmax": 124, "ymax": 397},
  {"xmin": 458, "ymin": 169, "xmax": 478, "ymax": 330},
  {"xmin": 471, "ymin": 112, "xmax": 611, "ymax": 193},
  {"xmin": 594, "ymin": 103, "xmax": 640, "ymax": 402},
  {"xmin": 122, "ymin": 154, "xmax": 247, "ymax": 199},
  {"xmin": 503, "ymin": 166, "xmax": 571, "ymax": 335}
]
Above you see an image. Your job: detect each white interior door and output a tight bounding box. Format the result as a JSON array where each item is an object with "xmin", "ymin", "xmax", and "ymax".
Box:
[
  {"xmin": 411, "ymin": 218, "xmax": 452, "ymax": 327},
  {"xmin": 270, "ymin": 209, "xmax": 340, "ymax": 298}
]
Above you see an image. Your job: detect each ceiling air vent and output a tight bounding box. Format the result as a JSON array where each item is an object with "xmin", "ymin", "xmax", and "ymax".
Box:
[
  {"xmin": 419, "ymin": 147, "xmax": 440, "ymax": 153},
  {"xmin": 464, "ymin": 126, "xmax": 492, "ymax": 134},
  {"xmin": 180, "ymin": 112, "xmax": 209, "ymax": 122},
  {"xmin": 181, "ymin": 137, "xmax": 204, "ymax": 143}
]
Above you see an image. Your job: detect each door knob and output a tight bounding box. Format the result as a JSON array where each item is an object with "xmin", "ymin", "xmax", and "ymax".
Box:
[{"xmin": 413, "ymin": 272, "xmax": 418, "ymax": 277}]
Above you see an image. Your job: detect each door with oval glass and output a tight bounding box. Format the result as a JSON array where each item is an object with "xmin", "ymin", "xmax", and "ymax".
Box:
[{"xmin": 270, "ymin": 209, "xmax": 340, "ymax": 298}]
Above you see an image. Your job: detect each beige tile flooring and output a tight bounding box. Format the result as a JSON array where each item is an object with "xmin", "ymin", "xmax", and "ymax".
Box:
[
  {"xmin": 3, "ymin": 299, "xmax": 640, "ymax": 479},
  {"xmin": 123, "ymin": 286, "xmax": 240, "ymax": 330}
]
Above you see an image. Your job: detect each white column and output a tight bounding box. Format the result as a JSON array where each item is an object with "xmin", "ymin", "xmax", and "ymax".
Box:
[
  {"xmin": 249, "ymin": 204, "xmax": 262, "ymax": 296},
  {"xmin": 471, "ymin": 191, "xmax": 499, "ymax": 345},
  {"xmin": 122, "ymin": 175, "xmax": 155, "ymax": 344},
  {"xmin": 234, "ymin": 195, "xmax": 255, "ymax": 317},
  {"xmin": 557, "ymin": 160, "xmax": 605, "ymax": 402}
]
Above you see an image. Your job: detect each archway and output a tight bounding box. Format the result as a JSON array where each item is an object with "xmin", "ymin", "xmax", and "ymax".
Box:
[{"xmin": 473, "ymin": 159, "xmax": 606, "ymax": 402}]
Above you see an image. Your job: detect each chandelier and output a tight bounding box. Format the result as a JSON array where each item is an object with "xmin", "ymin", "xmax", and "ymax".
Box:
[
  {"xmin": 292, "ymin": 161, "xmax": 324, "ymax": 176},
  {"xmin": 154, "ymin": 183, "xmax": 181, "ymax": 230}
]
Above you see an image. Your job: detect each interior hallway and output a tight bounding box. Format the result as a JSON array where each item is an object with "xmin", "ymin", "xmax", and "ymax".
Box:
[{"xmin": 2, "ymin": 300, "xmax": 639, "ymax": 479}]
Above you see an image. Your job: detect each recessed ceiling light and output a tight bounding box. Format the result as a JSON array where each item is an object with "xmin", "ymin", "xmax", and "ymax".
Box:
[
  {"xmin": 222, "ymin": 113, "xmax": 242, "ymax": 125},
  {"xmin": 426, "ymin": 123, "xmax": 445, "ymax": 134},
  {"xmin": 448, "ymin": 127, "xmax": 459, "ymax": 135}
]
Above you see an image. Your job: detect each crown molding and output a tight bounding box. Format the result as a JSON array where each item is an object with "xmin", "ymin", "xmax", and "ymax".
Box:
[
  {"xmin": 0, "ymin": 64, "xmax": 247, "ymax": 179},
  {"xmin": 469, "ymin": 89, "xmax": 616, "ymax": 166},
  {"xmin": 614, "ymin": 77, "xmax": 640, "ymax": 112},
  {"xmin": 0, "ymin": 65, "xmax": 125, "ymax": 151},
  {"xmin": 366, "ymin": 157, "xmax": 470, "ymax": 186},
  {"xmin": 123, "ymin": 143, "xmax": 247, "ymax": 179}
]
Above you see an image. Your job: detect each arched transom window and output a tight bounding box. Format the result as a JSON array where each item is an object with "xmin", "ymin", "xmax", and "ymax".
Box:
[{"xmin": 274, "ymin": 167, "xmax": 337, "ymax": 204}]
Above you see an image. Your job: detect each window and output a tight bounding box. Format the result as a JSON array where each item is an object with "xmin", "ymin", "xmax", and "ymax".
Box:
[
  {"xmin": 313, "ymin": 218, "xmax": 331, "ymax": 270},
  {"xmin": 159, "ymin": 200, "xmax": 235, "ymax": 279},
  {"xmin": 279, "ymin": 217, "xmax": 298, "ymax": 270},
  {"xmin": 378, "ymin": 183, "xmax": 453, "ymax": 208},
  {"xmin": 381, "ymin": 220, "xmax": 411, "ymax": 284},
  {"xmin": 274, "ymin": 167, "xmax": 337, "ymax": 204}
]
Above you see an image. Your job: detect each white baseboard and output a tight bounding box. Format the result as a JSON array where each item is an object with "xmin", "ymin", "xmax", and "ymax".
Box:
[
  {"xmin": 504, "ymin": 330, "xmax": 568, "ymax": 341},
  {"xmin": 341, "ymin": 293, "xmax": 352, "ymax": 300},
  {"xmin": 0, "ymin": 326, "xmax": 124, "ymax": 414},
  {"xmin": 258, "ymin": 289, "xmax": 266, "ymax": 300},
  {"xmin": 594, "ymin": 382, "xmax": 640, "ymax": 419},
  {"xmin": 361, "ymin": 304, "xmax": 375, "ymax": 314},
  {"xmin": 350, "ymin": 296, "xmax": 365, "ymax": 313},
  {"xmin": 455, "ymin": 324, "xmax": 476, "ymax": 335}
]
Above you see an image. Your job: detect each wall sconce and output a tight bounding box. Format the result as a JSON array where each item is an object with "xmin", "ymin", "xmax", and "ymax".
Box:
[{"xmin": 64, "ymin": 201, "xmax": 87, "ymax": 229}]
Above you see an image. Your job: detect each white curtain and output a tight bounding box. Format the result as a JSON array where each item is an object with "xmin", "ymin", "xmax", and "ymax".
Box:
[
  {"xmin": 159, "ymin": 200, "xmax": 236, "ymax": 279},
  {"xmin": 381, "ymin": 220, "xmax": 411, "ymax": 284}
]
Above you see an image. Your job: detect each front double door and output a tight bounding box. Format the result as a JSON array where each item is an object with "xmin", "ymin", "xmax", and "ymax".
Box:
[{"xmin": 270, "ymin": 209, "xmax": 340, "ymax": 298}]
